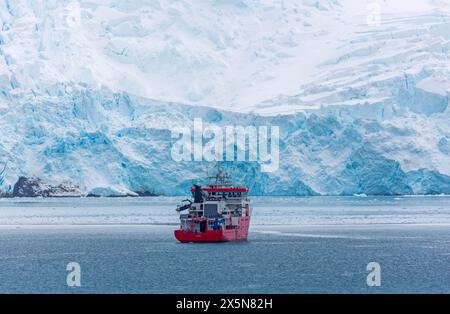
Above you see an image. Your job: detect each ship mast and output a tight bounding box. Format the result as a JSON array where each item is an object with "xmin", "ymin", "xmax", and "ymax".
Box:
[
  {"xmin": 208, "ymin": 161, "xmax": 231, "ymax": 187},
  {"xmin": 216, "ymin": 161, "xmax": 222, "ymax": 182}
]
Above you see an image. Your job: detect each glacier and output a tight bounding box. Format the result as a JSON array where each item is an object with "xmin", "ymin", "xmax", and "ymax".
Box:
[
  {"xmin": 0, "ymin": 0, "xmax": 450, "ymax": 196},
  {"xmin": 0, "ymin": 86, "xmax": 449, "ymax": 196}
]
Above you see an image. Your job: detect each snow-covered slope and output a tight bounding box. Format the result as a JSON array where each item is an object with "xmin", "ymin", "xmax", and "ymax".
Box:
[
  {"xmin": 1, "ymin": 0, "xmax": 449, "ymax": 112},
  {"xmin": 1, "ymin": 0, "xmax": 450, "ymax": 196}
]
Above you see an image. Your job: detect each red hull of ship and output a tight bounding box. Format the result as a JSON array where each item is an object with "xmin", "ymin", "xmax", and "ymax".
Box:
[{"xmin": 174, "ymin": 216, "xmax": 250, "ymax": 243}]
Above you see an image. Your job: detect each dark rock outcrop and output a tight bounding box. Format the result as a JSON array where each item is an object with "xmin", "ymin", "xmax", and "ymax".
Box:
[{"xmin": 12, "ymin": 177, "xmax": 82, "ymax": 197}]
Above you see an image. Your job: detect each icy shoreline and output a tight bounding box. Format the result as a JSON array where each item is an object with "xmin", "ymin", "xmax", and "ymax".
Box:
[{"xmin": 1, "ymin": 196, "xmax": 450, "ymax": 226}]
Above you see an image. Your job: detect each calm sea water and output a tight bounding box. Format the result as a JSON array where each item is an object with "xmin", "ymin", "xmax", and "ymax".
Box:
[{"xmin": 0, "ymin": 196, "xmax": 449, "ymax": 293}]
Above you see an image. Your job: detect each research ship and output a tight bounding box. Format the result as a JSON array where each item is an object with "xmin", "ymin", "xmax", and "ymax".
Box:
[{"xmin": 174, "ymin": 163, "xmax": 251, "ymax": 243}]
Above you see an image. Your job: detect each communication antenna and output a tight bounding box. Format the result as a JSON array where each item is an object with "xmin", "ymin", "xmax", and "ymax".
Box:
[{"xmin": 217, "ymin": 161, "xmax": 222, "ymax": 177}]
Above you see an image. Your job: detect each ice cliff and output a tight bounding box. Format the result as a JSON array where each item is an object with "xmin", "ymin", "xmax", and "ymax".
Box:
[{"xmin": 0, "ymin": 87, "xmax": 449, "ymax": 196}]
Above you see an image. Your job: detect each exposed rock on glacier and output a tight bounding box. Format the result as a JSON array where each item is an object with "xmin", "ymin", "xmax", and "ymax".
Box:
[{"xmin": 12, "ymin": 177, "xmax": 82, "ymax": 197}]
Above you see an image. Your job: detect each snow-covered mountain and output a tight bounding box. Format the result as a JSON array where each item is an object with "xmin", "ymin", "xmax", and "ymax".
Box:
[
  {"xmin": 2, "ymin": 0, "xmax": 449, "ymax": 112},
  {"xmin": 1, "ymin": 0, "xmax": 450, "ymax": 196}
]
